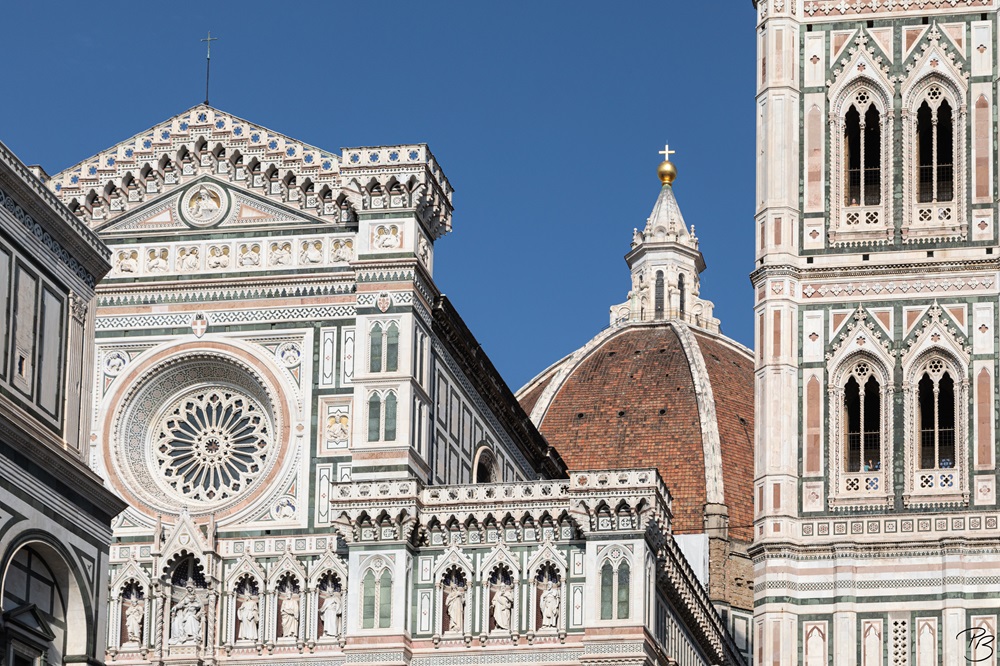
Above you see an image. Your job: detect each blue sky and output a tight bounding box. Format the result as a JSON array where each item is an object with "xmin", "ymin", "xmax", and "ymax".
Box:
[{"xmin": 1, "ymin": 2, "xmax": 757, "ymax": 391}]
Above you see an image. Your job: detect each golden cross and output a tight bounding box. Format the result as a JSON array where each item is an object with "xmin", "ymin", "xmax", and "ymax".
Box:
[{"xmin": 659, "ymin": 143, "xmax": 676, "ymax": 161}]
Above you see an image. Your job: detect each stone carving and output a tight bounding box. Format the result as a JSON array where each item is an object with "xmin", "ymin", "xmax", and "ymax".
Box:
[
  {"xmin": 300, "ymin": 240, "xmax": 324, "ymax": 264},
  {"xmin": 373, "ymin": 225, "xmax": 400, "ymax": 249},
  {"xmin": 418, "ymin": 236, "xmax": 430, "ymax": 265},
  {"xmin": 154, "ymin": 388, "xmax": 273, "ymax": 504},
  {"xmin": 331, "ymin": 239, "xmax": 353, "ymax": 262},
  {"xmin": 279, "ymin": 590, "xmax": 300, "ymax": 639},
  {"xmin": 539, "ymin": 580, "xmax": 560, "ymax": 629},
  {"xmin": 239, "ymin": 243, "xmax": 261, "ymax": 267},
  {"xmin": 326, "ymin": 410, "xmax": 350, "ymax": 447},
  {"xmin": 276, "ymin": 341, "xmax": 301, "ymax": 367},
  {"xmin": 206, "ymin": 245, "xmax": 230, "ymax": 269},
  {"xmin": 270, "ymin": 242, "xmax": 292, "ymax": 266},
  {"xmin": 123, "ymin": 598, "xmax": 144, "ymax": 645},
  {"xmin": 184, "ymin": 185, "xmax": 224, "ymax": 225},
  {"xmin": 105, "ymin": 350, "xmax": 128, "ymax": 376},
  {"xmin": 320, "ymin": 589, "xmax": 343, "ymax": 637},
  {"xmin": 236, "ymin": 595, "xmax": 259, "ymax": 641},
  {"xmin": 491, "ymin": 582, "xmax": 514, "ymax": 631},
  {"xmin": 117, "ymin": 249, "xmax": 139, "ymax": 273},
  {"xmin": 168, "ymin": 586, "xmax": 203, "ymax": 645},
  {"xmin": 445, "ymin": 581, "xmax": 466, "ymax": 634},
  {"xmin": 177, "ymin": 247, "xmax": 200, "ymax": 272},
  {"xmin": 147, "ymin": 248, "xmax": 169, "ymax": 273}
]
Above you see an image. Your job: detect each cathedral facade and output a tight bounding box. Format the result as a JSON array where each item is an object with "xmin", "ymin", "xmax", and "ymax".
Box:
[
  {"xmin": 753, "ymin": 1, "xmax": 1000, "ymax": 663},
  {"xmin": 46, "ymin": 106, "xmax": 744, "ymax": 666}
]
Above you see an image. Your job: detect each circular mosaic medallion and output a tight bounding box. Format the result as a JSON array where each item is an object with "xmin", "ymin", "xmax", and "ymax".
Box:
[
  {"xmin": 179, "ymin": 182, "xmax": 229, "ymax": 228},
  {"xmin": 154, "ymin": 387, "xmax": 272, "ymax": 503}
]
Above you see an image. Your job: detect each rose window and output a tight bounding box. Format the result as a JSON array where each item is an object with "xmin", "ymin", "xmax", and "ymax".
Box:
[{"xmin": 154, "ymin": 388, "xmax": 272, "ymax": 502}]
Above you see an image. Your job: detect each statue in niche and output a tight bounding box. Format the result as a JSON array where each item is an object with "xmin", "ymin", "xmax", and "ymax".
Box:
[
  {"xmin": 491, "ymin": 582, "xmax": 514, "ymax": 631},
  {"xmin": 418, "ymin": 236, "xmax": 430, "ymax": 265},
  {"xmin": 239, "ymin": 244, "xmax": 260, "ymax": 267},
  {"xmin": 279, "ymin": 589, "xmax": 300, "ymax": 638},
  {"xmin": 123, "ymin": 598, "xmax": 144, "ymax": 645},
  {"xmin": 270, "ymin": 242, "xmax": 292, "ymax": 266},
  {"xmin": 146, "ymin": 248, "xmax": 169, "ymax": 273},
  {"xmin": 539, "ymin": 580, "xmax": 560, "ymax": 629},
  {"xmin": 300, "ymin": 240, "xmax": 324, "ymax": 264},
  {"xmin": 445, "ymin": 581, "xmax": 466, "ymax": 633},
  {"xmin": 206, "ymin": 246, "xmax": 230, "ymax": 269},
  {"xmin": 319, "ymin": 589, "xmax": 343, "ymax": 637},
  {"xmin": 236, "ymin": 595, "xmax": 259, "ymax": 641},
  {"xmin": 167, "ymin": 585, "xmax": 203, "ymax": 645}
]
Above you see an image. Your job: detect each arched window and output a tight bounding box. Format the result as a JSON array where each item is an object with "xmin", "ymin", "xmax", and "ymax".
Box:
[
  {"xmin": 369, "ymin": 323, "xmax": 383, "ymax": 373},
  {"xmin": 386, "ymin": 323, "xmax": 399, "ymax": 372},
  {"xmin": 368, "ymin": 393, "xmax": 381, "ymax": 442},
  {"xmin": 367, "ymin": 391, "xmax": 398, "ymax": 442},
  {"xmin": 654, "ymin": 271, "xmax": 664, "ymax": 320},
  {"xmin": 361, "ymin": 569, "xmax": 392, "ymax": 629},
  {"xmin": 678, "ymin": 274, "xmax": 686, "ymax": 317},
  {"xmin": 599, "ymin": 554, "xmax": 630, "ymax": 621},
  {"xmin": 369, "ymin": 321, "xmax": 400, "ymax": 373},
  {"xmin": 916, "ymin": 89, "xmax": 954, "ymax": 203},
  {"xmin": 844, "ymin": 98, "xmax": 882, "ymax": 206},
  {"xmin": 917, "ymin": 360, "xmax": 956, "ymax": 470},
  {"xmin": 843, "ymin": 363, "xmax": 881, "ymax": 473}
]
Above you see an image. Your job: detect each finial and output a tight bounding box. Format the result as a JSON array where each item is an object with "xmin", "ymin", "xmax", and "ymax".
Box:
[{"xmin": 657, "ymin": 143, "xmax": 677, "ymax": 185}]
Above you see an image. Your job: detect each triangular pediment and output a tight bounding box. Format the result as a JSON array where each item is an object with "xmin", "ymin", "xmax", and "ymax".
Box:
[
  {"xmin": 95, "ymin": 176, "xmax": 321, "ymax": 237},
  {"xmin": 3, "ymin": 604, "xmax": 55, "ymax": 641},
  {"xmin": 47, "ymin": 104, "xmax": 455, "ymax": 239}
]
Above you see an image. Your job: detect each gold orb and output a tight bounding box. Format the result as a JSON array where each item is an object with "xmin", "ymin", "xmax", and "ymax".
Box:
[{"xmin": 657, "ymin": 160, "xmax": 677, "ymax": 185}]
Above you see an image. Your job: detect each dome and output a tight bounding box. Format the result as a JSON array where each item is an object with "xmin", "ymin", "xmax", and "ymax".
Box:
[
  {"xmin": 517, "ymin": 320, "xmax": 754, "ymax": 541},
  {"xmin": 516, "ymin": 149, "xmax": 755, "ymax": 621}
]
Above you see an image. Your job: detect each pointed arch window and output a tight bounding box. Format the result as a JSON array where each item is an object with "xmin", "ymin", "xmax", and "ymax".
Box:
[
  {"xmin": 916, "ymin": 89, "xmax": 954, "ymax": 203},
  {"xmin": 369, "ymin": 321, "xmax": 399, "ymax": 373},
  {"xmin": 677, "ymin": 274, "xmax": 686, "ymax": 317},
  {"xmin": 599, "ymin": 553, "xmax": 630, "ymax": 621},
  {"xmin": 654, "ymin": 271, "xmax": 664, "ymax": 320},
  {"xmin": 917, "ymin": 360, "xmax": 956, "ymax": 470},
  {"xmin": 844, "ymin": 98, "xmax": 882, "ymax": 206},
  {"xmin": 844, "ymin": 364, "xmax": 881, "ymax": 473},
  {"xmin": 361, "ymin": 569, "xmax": 392, "ymax": 629},
  {"xmin": 367, "ymin": 391, "xmax": 398, "ymax": 442}
]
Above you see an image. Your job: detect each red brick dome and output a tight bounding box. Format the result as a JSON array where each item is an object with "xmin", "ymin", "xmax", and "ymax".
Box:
[{"xmin": 517, "ymin": 321, "xmax": 754, "ymax": 541}]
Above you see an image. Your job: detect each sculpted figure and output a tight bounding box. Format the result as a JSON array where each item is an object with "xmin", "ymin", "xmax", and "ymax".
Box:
[
  {"xmin": 326, "ymin": 415, "xmax": 349, "ymax": 444},
  {"xmin": 167, "ymin": 588, "xmax": 203, "ymax": 645},
  {"xmin": 189, "ymin": 186, "xmax": 220, "ymax": 220},
  {"xmin": 301, "ymin": 241, "xmax": 323, "ymax": 264},
  {"xmin": 147, "ymin": 249, "xmax": 169, "ymax": 273},
  {"xmin": 239, "ymin": 245, "xmax": 260, "ymax": 267},
  {"xmin": 270, "ymin": 243, "xmax": 292, "ymax": 266},
  {"xmin": 207, "ymin": 246, "xmax": 230, "ymax": 269},
  {"xmin": 331, "ymin": 240, "xmax": 353, "ymax": 262},
  {"xmin": 374, "ymin": 226, "xmax": 400, "ymax": 249},
  {"xmin": 178, "ymin": 247, "xmax": 200, "ymax": 271},
  {"xmin": 320, "ymin": 590, "xmax": 343, "ymax": 637},
  {"xmin": 118, "ymin": 250, "xmax": 138, "ymax": 273},
  {"xmin": 124, "ymin": 599, "xmax": 144, "ymax": 644},
  {"xmin": 280, "ymin": 592, "xmax": 299, "ymax": 638},
  {"xmin": 491, "ymin": 583, "xmax": 514, "ymax": 631},
  {"xmin": 445, "ymin": 583, "xmax": 466, "ymax": 633},
  {"xmin": 540, "ymin": 580, "xmax": 560, "ymax": 629},
  {"xmin": 236, "ymin": 596, "xmax": 259, "ymax": 641}
]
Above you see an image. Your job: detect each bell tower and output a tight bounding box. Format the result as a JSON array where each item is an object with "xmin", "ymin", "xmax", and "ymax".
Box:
[{"xmin": 753, "ymin": 1, "xmax": 1000, "ymax": 663}]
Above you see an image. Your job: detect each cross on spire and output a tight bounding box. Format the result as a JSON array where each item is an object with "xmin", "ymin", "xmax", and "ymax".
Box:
[
  {"xmin": 201, "ymin": 31, "xmax": 219, "ymax": 105},
  {"xmin": 659, "ymin": 143, "xmax": 676, "ymax": 162}
]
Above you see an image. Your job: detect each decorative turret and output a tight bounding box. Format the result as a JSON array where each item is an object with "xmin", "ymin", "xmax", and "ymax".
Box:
[{"xmin": 609, "ymin": 145, "xmax": 720, "ymax": 332}]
